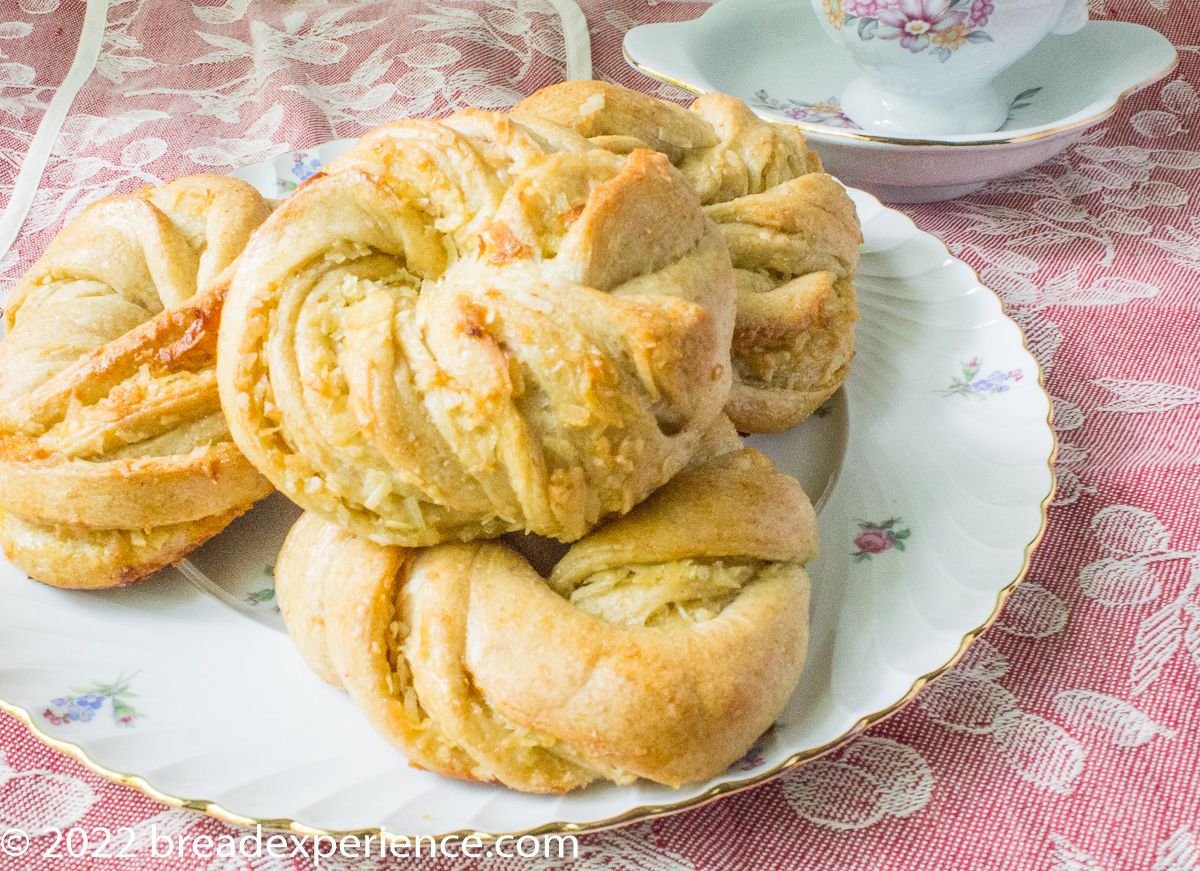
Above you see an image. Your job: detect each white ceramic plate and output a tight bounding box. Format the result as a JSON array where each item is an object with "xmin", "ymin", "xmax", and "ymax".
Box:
[
  {"xmin": 0, "ymin": 146, "xmax": 1054, "ymax": 839},
  {"xmin": 624, "ymin": 0, "xmax": 1176, "ymax": 202}
]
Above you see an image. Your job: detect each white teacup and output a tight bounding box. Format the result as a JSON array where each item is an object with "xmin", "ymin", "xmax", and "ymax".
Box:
[{"xmin": 811, "ymin": 0, "xmax": 1088, "ymax": 136}]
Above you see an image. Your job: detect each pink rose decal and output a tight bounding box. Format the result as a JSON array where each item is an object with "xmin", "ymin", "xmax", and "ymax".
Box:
[
  {"xmin": 968, "ymin": 0, "xmax": 993, "ymax": 27},
  {"xmin": 845, "ymin": 0, "xmax": 879, "ymax": 16},
  {"xmin": 855, "ymin": 528, "xmax": 894, "ymax": 554},
  {"xmin": 853, "ymin": 518, "xmax": 911, "ymax": 560}
]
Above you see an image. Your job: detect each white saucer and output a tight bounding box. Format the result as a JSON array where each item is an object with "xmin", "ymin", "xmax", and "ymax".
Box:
[{"xmin": 624, "ymin": 0, "xmax": 1176, "ymax": 202}]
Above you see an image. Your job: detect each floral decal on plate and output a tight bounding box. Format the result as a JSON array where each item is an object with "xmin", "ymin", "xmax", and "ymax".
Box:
[
  {"xmin": 43, "ymin": 674, "xmax": 141, "ymax": 727},
  {"xmin": 832, "ymin": 0, "xmax": 994, "ymax": 62},
  {"xmin": 728, "ymin": 722, "xmax": 779, "ymax": 772},
  {"xmin": 1002, "ymin": 87, "xmax": 1043, "ymax": 127},
  {"xmin": 246, "ymin": 564, "xmax": 281, "ymax": 613},
  {"xmin": 753, "ymin": 90, "xmax": 861, "ymax": 128},
  {"xmin": 939, "ymin": 357, "xmax": 1024, "ymax": 399},
  {"xmin": 752, "ymin": 86, "xmax": 1040, "ymax": 131},
  {"xmin": 731, "ymin": 747, "xmax": 767, "ymax": 772},
  {"xmin": 853, "ymin": 518, "xmax": 911, "ymax": 560},
  {"xmin": 276, "ymin": 152, "xmax": 322, "ymax": 194}
]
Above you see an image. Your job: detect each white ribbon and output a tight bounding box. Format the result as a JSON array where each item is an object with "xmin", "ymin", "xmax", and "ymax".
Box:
[
  {"xmin": 0, "ymin": 0, "xmax": 109, "ymax": 272},
  {"xmin": 545, "ymin": 0, "xmax": 592, "ymax": 81}
]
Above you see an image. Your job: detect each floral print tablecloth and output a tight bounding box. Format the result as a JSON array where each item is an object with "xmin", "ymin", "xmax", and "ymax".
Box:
[{"xmin": 1, "ymin": 1, "xmax": 1198, "ymax": 869}]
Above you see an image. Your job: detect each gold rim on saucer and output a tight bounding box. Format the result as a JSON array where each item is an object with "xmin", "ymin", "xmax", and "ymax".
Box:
[{"xmin": 623, "ymin": 29, "xmax": 1177, "ymax": 148}]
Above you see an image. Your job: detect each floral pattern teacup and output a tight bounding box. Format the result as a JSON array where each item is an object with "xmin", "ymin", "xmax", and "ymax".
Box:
[{"xmin": 811, "ymin": 0, "xmax": 1087, "ymax": 136}]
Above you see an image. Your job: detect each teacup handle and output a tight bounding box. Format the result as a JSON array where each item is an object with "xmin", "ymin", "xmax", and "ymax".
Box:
[{"xmin": 1051, "ymin": 0, "xmax": 1088, "ymax": 34}]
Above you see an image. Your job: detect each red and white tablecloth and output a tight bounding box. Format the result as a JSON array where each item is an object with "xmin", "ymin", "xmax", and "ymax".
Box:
[{"xmin": 1, "ymin": 1, "xmax": 1197, "ymax": 869}]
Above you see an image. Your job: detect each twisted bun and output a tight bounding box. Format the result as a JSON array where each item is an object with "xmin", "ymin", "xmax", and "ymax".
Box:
[
  {"xmin": 277, "ymin": 446, "xmax": 816, "ymax": 792},
  {"xmin": 218, "ymin": 110, "xmax": 735, "ymax": 546},
  {"xmin": 0, "ymin": 175, "xmax": 273, "ymax": 587},
  {"xmin": 516, "ymin": 82, "xmax": 862, "ymax": 433}
]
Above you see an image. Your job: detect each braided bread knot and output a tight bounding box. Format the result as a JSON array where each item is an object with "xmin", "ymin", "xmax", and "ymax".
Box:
[
  {"xmin": 277, "ymin": 446, "xmax": 816, "ymax": 792},
  {"xmin": 0, "ymin": 175, "xmax": 273, "ymax": 588},
  {"xmin": 516, "ymin": 83, "xmax": 863, "ymax": 433},
  {"xmin": 218, "ymin": 110, "xmax": 736, "ymax": 546}
]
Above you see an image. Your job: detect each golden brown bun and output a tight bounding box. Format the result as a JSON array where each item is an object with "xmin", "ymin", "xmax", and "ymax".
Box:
[
  {"xmin": 516, "ymin": 82, "xmax": 863, "ymax": 433},
  {"xmin": 219, "ymin": 110, "xmax": 735, "ymax": 547},
  {"xmin": 276, "ymin": 445, "xmax": 816, "ymax": 792},
  {"xmin": 0, "ymin": 175, "xmax": 274, "ymax": 588},
  {"xmin": 0, "ymin": 504, "xmax": 250, "ymax": 588}
]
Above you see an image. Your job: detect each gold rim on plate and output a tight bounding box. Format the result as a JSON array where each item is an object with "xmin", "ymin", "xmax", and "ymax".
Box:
[{"xmin": 0, "ymin": 219, "xmax": 1058, "ymax": 842}]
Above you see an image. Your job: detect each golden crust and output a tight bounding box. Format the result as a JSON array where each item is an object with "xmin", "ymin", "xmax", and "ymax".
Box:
[
  {"xmin": 276, "ymin": 445, "xmax": 815, "ymax": 792},
  {"xmin": 0, "ymin": 504, "xmax": 250, "ymax": 590},
  {"xmin": 0, "ymin": 439, "xmax": 267, "ymax": 529},
  {"xmin": 515, "ymin": 82, "xmax": 863, "ymax": 433},
  {"xmin": 218, "ymin": 112, "xmax": 736, "ymax": 547},
  {"xmin": 0, "ymin": 175, "xmax": 274, "ymax": 588}
]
